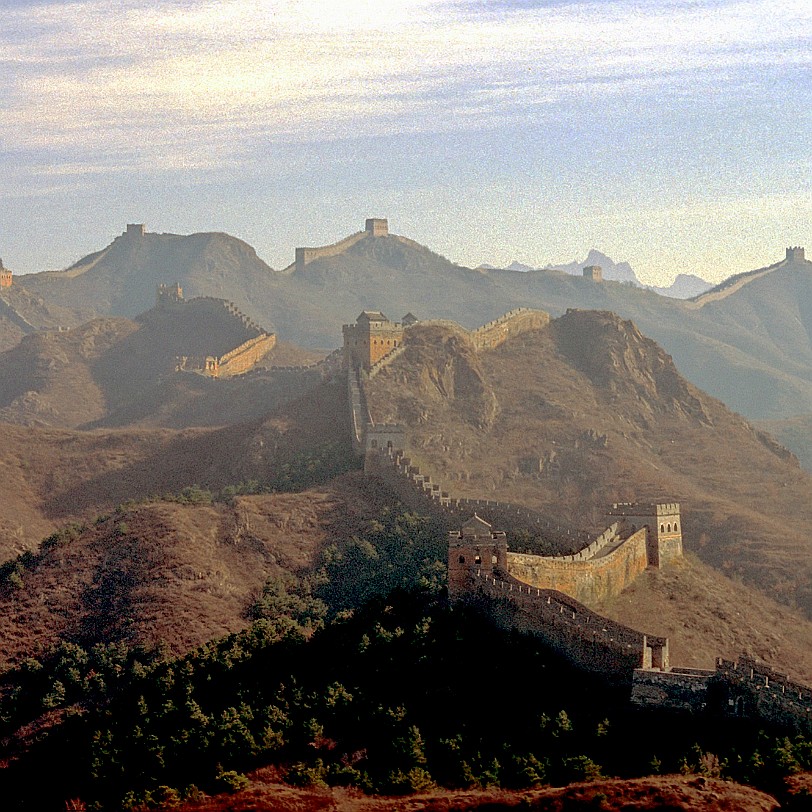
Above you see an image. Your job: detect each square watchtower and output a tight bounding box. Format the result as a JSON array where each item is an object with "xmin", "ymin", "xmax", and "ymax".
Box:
[
  {"xmin": 448, "ymin": 515, "xmax": 507, "ymax": 600},
  {"xmin": 607, "ymin": 502, "xmax": 683, "ymax": 567},
  {"xmin": 365, "ymin": 218, "xmax": 389, "ymax": 237}
]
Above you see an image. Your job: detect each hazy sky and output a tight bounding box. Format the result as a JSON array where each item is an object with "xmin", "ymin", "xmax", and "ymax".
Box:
[{"xmin": 2, "ymin": 0, "xmax": 811, "ymax": 285}]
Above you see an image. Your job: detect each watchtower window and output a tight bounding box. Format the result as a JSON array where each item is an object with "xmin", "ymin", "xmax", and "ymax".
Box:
[
  {"xmin": 474, "ymin": 555, "xmax": 482, "ymax": 565},
  {"xmin": 492, "ymin": 554, "xmax": 498, "ymax": 564},
  {"xmin": 660, "ymin": 524, "xmax": 665, "ymax": 533},
  {"xmin": 674, "ymin": 522, "xmax": 679, "ymax": 532},
  {"xmin": 458, "ymin": 555, "xmax": 465, "ymax": 564},
  {"xmin": 667, "ymin": 523, "xmax": 671, "ymax": 532}
]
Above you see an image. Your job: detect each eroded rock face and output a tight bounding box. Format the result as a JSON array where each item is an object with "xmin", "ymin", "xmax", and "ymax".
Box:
[
  {"xmin": 368, "ymin": 323, "xmax": 499, "ymax": 431},
  {"xmin": 552, "ymin": 309, "xmax": 710, "ymax": 424}
]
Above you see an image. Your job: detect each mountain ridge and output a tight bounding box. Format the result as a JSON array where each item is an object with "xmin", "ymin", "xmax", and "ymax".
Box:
[{"xmin": 12, "ymin": 221, "xmax": 812, "ymax": 428}]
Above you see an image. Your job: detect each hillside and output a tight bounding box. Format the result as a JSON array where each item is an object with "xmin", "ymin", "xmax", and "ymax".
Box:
[
  {"xmin": 17, "ymin": 228, "xmax": 277, "ymax": 322},
  {"xmin": 0, "ymin": 298, "xmax": 323, "ymax": 429},
  {"xmin": 0, "ymin": 283, "xmax": 90, "ymax": 352},
  {"xmin": 16, "ymin": 224, "xmax": 812, "ymax": 430},
  {"xmin": 0, "ymin": 377, "xmax": 350, "ymax": 560},
  {"xmin": 363, "ymin": 312, "xmax": 812, "ymax": 627},
  {"xmin": 0, "ymin": 473, "xmax": 385, "ymax": 665},
  {"xmin": 758, "ymin": 414, "xmax": 812, "ymax": 473}
]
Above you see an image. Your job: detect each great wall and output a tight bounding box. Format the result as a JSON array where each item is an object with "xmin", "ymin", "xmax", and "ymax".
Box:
[
  {"xmin": 155, "ymin": 284, "xmax": 277, "ymax": 378},
  {"xmin": 342, "ymin": 304, "xmax": 812, "ymax": 734}
]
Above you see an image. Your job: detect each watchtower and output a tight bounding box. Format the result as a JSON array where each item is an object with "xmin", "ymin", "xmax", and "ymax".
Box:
[
  {"xmin": 786, "ymin": 246, "xmax": 806, "ymax": 262},
  {"xmin": 0, "ymin": 258, "xmax": 11, "ymax": 289},
  {"xmin": 365, "ymin": 218, "xmax": 389, "ymax": 237},
  {"xmin": 342, "ymin": 310, "xmax": 405, "ymax": 370},
  {"xmin": 607, "ymin": 502, "xmax": 683, "ymax": 567},
  {"xmin": 583, "ymin": 265, "xmax": 603, "ymax": 282},
  {"xmin": 126, "ymin": 223, "xmax": 146, "ymax": 238},
  {"xmin": 156, "ymin": 282, "xmax": 183, "ymax": 308},
  {"xmin": 448, "ymin": 515, "xmax": 507, "ymax": 600}
]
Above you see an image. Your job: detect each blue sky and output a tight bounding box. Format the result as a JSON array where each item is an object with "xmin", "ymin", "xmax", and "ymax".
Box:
[{"xmin": 1, "ymin": 0, "xmax": 811, "ymax": 284}]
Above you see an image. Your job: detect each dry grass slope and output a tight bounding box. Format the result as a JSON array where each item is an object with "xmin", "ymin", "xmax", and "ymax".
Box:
[{"xmin": 364, "ymin": 311, "xmax": 812, "ymax": 675}]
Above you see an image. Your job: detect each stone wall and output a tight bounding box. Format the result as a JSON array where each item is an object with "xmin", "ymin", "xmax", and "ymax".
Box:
[
  {"xmin": 349, "ymin": 367, "xmax": 372, "ymax": 454},
  {"xmin": 632, "ymin": 657, "xmax": 812, "ymax": 733},
  {"xmin": 505, "ymin": 527, "xmax": 650, "ymax": 606},
  {"xmin": 0, "ymin": 295, "xmax": 35, "ymax": 332},
  {"xmin": 470, "ymin": 569, "xmax": 669, "ymax": 678},
  {"xmin": 217, "ymin": 334, "xmax": 277, "ymax": 377},
  {"xmin": 714, "ymin": 656, "xmax": 812, "ymax": 733},
  {"xmin": 294, "ymin": 231, "xmax": 368, "ymax": 272},
  {"xmin": 470, "ymin": 308, "xmax": 551, "ymax": 351},
  {"xmin": 365, "ymin": 443, "xmax": 659, "ymax": 606},
  {"xmin": 630, "ymin": 668, "xmax": 714, "ymax": 713}
]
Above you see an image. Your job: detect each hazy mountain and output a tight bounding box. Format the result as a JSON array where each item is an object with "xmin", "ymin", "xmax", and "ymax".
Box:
[
  {"xmin": 479, "ymin": 250, "xmax": 641, "ymax": 283},
  {"xmin": 15, "ymin": 224, "xmax": 812, "ymax": 424},
  {"xmin": 544, "ymin": 249, "xmax": 641, "ymax": 284},
  {"xmin": 646, "ymin": 273, "xmax": 712, "ymax": 299},
  {"xmin": 0, "ymin": 280, "xmax": 90, "ymax": 352}
]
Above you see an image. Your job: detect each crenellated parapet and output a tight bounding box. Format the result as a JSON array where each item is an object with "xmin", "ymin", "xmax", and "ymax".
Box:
[
  {"xmin": 161, "ymin": 290, "xmax": 276, "ymax": 378},
  {"xmin": 632, "ymin": 655, "xmax": 812, "ymax": 733},
  {"xmin": 470, "ymin": 308, "xmax": 550, "ymax": 350}
]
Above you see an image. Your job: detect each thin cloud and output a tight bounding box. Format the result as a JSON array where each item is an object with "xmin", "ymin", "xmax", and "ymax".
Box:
[{"xmin": 4, "ymin": 0, "xmax": 812, "ymax": 170}]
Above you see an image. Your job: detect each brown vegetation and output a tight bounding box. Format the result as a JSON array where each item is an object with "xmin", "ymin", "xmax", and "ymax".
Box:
[
  {"xmin": 0, "ymin": 377, "xmax": 348, "ymax": 559},
  {"xmin": 174, "ymin": 772, "xmax": 778, "ymax": 811},
  {"xmin": 0, "ymin": 472, "xmax": 389, "ymax": 664}
]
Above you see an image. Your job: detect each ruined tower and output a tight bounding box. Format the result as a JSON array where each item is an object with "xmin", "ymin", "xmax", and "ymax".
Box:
[
  {"xmin": 156, "ymin": 282, "xmax": 183, "ymax": 308},
  {"xmin": 786, "ymin": 246, "xmax": 806, "ymax": 262},
  {"xmin": 583, "ymin": 265, "xmax": 603, "ymax": 282},
  {"xmin": 0, "ymin": 258, "xmax": 11, "ymax": 289},
  {"xmin": 126, "ymin": 223, "xmax": 146, "ymax": 238}
]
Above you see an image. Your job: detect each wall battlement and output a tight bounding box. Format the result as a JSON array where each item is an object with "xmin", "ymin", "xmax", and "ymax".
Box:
[
  {"xmin": 632, "ymin": 655, "xmax": 812, "ymax": 733},
  {"xmin": 163, "ymin": 289, "xmax": 276, "ymax": 377},
  {"xmin": 365, "ymin": 441, "xmax": 678, "ymax": 608},
  {"xmin": 470, "ymin": 308, "xmax": 550, "ymax": 350},
  {"xmin": 291, "ymin": 218, "xmax": 393, "ymax": 271}
]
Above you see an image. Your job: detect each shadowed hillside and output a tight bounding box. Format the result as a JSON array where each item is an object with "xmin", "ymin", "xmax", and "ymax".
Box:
[
  {"xmin": 364, "ymin": 312, "xmax": 812, "ymax": 622},
  {"xmin": 0, "ymin": 377, "xmax": 350, "ymax": 559},
  {"xmin": 0, "ymin": 298, "xmax": 324, "ymax": 429}
]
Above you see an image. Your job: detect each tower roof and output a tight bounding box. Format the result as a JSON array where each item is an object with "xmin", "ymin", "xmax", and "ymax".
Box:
[
  {"xmin": 357, "ymin": 310, "xmax": 388, "ymax": 323},
  {"xmin": 461, "ymin": 514, "xmax": 494, "ymax": 537}
]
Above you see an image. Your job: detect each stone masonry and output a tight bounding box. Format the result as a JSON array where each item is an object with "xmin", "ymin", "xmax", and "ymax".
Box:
[{"xmin": 349, "ymin": 305, "xmax": 812, "ymax": 728}]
